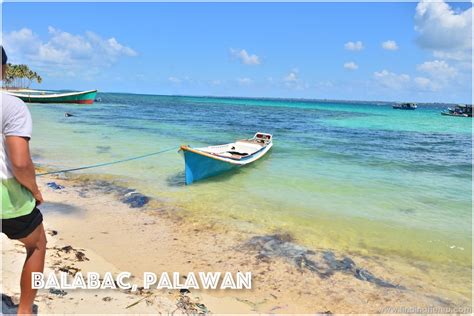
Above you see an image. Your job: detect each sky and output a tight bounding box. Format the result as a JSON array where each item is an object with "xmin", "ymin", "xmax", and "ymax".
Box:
[{"xmin": 2, "ymin": 1, "xmax": 472, "ymax": 103}]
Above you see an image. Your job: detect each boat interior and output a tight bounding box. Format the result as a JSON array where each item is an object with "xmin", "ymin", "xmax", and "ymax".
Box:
[{"xmin": 201, "ymin": 133, "xmax": 272, "ymax": 160}]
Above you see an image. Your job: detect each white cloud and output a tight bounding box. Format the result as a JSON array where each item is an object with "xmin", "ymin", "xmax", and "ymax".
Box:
[
  {"xmin": 414, "ymin": 76, "xmax": 430, "ymax": 87},
  {"xmin": 382, "ymin": 40, "xmax": 399, "ymax": 50},
  {"xmin": 3, "ymin": 27, "xmax": 137, "ymax": 77},
  {"xmin": 237, "ymin": 77, "xmax": 253, "ymax": 85},
  {"xmin": 417, "ymin": 60, "xmax": 457, "ymax": 79},
  {"xmin": 284, "ymin": 70, "xmax": 299, "ymax": 83},
  {"xmin": 2, "ymin": 28, "xmax": 41, "ymax": 56},
  {"xmin": 374, "ymin": 62, "xmax": 458, "ymax": 93},
  {"xmin": 315, "ymin": 80, "xmax": 334, "ymax": 89},
  {"xmin": 282, "ymin": 69, "xmax": 309, "ymax": 90},
  {"xmin": 373, "ymin": 70, "xmax": 410, "ymax": 90},
  {"xmin": 168, "ymin": 76, "xmax": 181, "ymax": 84},
  {"xmin": 414, "ymin": 0, "xmax": 472, "ymax": 61},
  {"xmin": 414, "ymin": 76, "xmax": 439, "ymax": 91},
  {"xmin": 343, "ymin": 61, "xmax": 358, "ymax": 70},
  {"xmin": 106, "ymin": 38, "xmax": 136, "ymax": 57},
  {"xmin": 413, "ymin": 60, "xmax": 458, "ymax": 91},
  {"xmin": 344, "ymin": 41, "xmax": 364, "ymax": 51},
  {"xmin": 230, "ymin": 48, "xmax": 260, "ymax": 65}
]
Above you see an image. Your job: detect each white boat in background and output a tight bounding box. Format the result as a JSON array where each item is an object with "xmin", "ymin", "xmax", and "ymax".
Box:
[
  {"xmin": 4, "ymin": 89, "xmax": 98, "ymax": 104},
  {"xmin": 179, "ymin": 132, "xmax": 273, "ymax": 184}
]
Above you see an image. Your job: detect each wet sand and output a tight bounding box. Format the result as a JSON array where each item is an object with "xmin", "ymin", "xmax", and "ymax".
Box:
[{"xmin": 1, "ymin": 171, "xmax": 471, "ymax": 314}]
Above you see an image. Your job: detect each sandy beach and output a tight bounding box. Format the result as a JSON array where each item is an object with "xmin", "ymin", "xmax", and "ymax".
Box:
[{"xmin": 1, "ymin": 170, "xmax": 471, "ymax": 314}]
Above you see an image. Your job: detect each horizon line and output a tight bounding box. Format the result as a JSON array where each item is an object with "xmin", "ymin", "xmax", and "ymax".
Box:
[
  {"xmin": 71, "ymin": 88, "xmax": 471, "ymax": 105},
  {"xmin": 3, "ymin": 87, "xmax": 469, "ymax": 105}
]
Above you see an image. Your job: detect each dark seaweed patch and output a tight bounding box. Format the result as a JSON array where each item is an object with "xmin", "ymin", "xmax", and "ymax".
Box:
[
  {"xmin": 74, "ymin": 180, "xmax": 150, "ymax": 209},
  {"xmin": 121, "ymin": 192, "xmax": 150, "ymax": 208},
  {"xmin": 47, "ymin": 182, "xmax": 65, "ymax": 190},
  {"xmin": 96, "ymin": 146, "xmax": 111, "ymax": 154},
  {"xmin": 166, "ymin": 172, "xmax": 186, "ymax": 187},
  {"xmin": 399, "ymin": 207, "xmax": 416, "ymax": 214},
  {"xmin": 244, "ymin": 234, "xmax": 404, "ymax": 289}
]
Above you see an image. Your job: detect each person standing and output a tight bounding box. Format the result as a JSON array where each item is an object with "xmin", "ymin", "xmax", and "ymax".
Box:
[{"xmin": 1, "ymin": 46, "xmax": 47, "ymax": 315}]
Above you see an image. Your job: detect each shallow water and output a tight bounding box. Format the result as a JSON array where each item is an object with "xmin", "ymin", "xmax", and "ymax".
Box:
[{"xmin": 29, "ymin": 93, "xmax": 472, "ymax": 300}]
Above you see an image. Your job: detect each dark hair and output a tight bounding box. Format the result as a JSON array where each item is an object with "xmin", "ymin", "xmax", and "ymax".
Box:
[{"xmin": 2, "ymin": 46, "xmax": 7, "ymax": 65}]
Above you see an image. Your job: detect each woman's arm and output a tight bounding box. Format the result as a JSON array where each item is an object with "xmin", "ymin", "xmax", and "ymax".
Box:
[{"xmin": 5, "ymin": 136, "xmax": 43, "ymax": 205}]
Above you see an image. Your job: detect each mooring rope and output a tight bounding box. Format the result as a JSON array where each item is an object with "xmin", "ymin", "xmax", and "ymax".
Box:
[{"xmin": 36, "ymin": 146, "xmax": 177, "ymax": 177}]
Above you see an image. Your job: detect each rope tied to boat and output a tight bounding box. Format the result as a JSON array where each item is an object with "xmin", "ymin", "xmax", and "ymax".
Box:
[{"xmin": 36, "ymin": 146, "xmax": 177, "ymax": 177}]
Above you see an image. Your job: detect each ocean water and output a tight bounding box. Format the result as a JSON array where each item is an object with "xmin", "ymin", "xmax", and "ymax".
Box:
[{"xmin": 29, "ymin": 93, "xmax": 471, "ymax": 298}]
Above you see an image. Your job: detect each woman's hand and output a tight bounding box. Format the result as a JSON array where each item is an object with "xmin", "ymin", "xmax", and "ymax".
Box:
[{"xmin": 33, "ymin": 190, "xmax": 44, "ymax": 206}]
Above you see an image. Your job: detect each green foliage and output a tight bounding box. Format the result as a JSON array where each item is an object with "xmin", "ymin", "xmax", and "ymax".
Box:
[{"xmin": 3, "ymin": 64, "xmax": 43, "ymax": 89}]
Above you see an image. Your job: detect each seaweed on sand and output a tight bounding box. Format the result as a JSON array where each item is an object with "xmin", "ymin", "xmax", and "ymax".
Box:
[
  {"xmin": 74, "ymin": 180, "xmax": 150, "ymax": 208},
  {"xmin": 121, "ymin": 191, "xmax": 150, "ymax": 208},
  {"xmin": 175, "ymin": 291, "xmax": 209, "ymax": 315},
  {"xmin": 244, "ymin": 234, "xmax": 404, "ymax": 289}
]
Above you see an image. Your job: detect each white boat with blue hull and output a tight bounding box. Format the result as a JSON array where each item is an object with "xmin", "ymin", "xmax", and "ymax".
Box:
[{"xmin": 179, "ymin": 133, "xmax": 273, "ymax": 184}]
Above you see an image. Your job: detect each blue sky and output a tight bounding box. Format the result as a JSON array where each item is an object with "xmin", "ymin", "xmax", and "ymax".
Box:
[{"xmin": 3, "ymin": 2, "xmax": 472, "ymax": 103}]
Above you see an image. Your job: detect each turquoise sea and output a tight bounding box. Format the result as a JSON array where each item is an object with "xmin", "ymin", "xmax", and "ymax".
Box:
[{"xmin": 29, "ymin": 93, "xmax": 471, "ymax": 299}]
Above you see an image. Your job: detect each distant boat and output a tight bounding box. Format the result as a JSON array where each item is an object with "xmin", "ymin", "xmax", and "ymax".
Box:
[
  {"xmin": 441, "ymin": 104, "xmax": 472, "ymax": 117},
  {"xmin": 179, "ymin": 132, "xmax": 273, "ymax": 184},
  {"xmin": 4, "ymin": 89, "xmax": 98, "ymax": 104},
  {"xmin": 393, "ymin": 102, "xmax": 417, "ymax": 110}
]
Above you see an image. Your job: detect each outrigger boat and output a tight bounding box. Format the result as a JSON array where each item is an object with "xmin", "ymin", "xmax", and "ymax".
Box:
[
  {"xmin": 4, "ymin": 89, "xmax": 98, "ymax": 104},
  {"xmin": 393, "ymin": 102, "xmax": 417, "ymax": 110},
  {"xmin": 441, "ymin": 104, "xmax": 472, "ymax": 117},
  {"xmin": 179, "ymin": 132, "xmax": 273, "ymax": 184}
]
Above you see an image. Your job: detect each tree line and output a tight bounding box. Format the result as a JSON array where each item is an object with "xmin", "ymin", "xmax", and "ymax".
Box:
[{"xmin": 3, "ymin": 64, "xmax": 43, "ymax": 89}]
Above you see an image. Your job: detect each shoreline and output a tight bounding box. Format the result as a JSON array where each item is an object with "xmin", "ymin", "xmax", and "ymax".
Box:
[{"xmin": 1, "ymin": 170, "xmax": 471, "ymax": 313}]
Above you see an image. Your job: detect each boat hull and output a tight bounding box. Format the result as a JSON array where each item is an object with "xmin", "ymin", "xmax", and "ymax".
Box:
[
  {"xmin": 5, "ymin": 90, "xmax": 97, "ymax": 104},
  {"xmin": 392, "ymin": 106, "xmax": 416, "ymax": 110},
  {"xmin": 180, "ymin": 141, "xmax": 272, "ymax": 184},
  {"xmin": 441, "ymin": 112, "xmax": 470, "ymax": 117},
  {"xmin": 181, "ymin": 148, "xmax": 238, "ymax": 184}
]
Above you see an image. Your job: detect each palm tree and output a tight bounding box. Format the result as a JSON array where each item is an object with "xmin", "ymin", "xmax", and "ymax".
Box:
[{"xmin": 2, "ymin": 64, "xmax": 43, "ymax": 89}]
